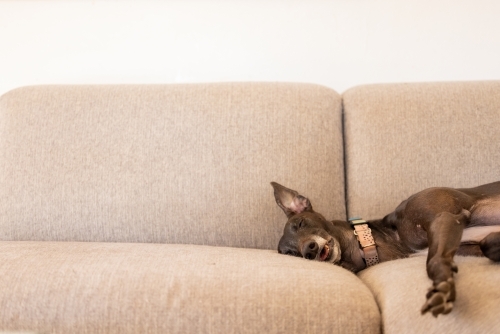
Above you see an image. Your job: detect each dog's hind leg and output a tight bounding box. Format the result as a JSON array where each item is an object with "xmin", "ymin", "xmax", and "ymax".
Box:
[
  {"xmin": 480, "ymin": 231, "xmax": 500, "ymax": 261},
  {"xmin": 421, "ymin": 210, "xmax": 468, "ymax": 317}
]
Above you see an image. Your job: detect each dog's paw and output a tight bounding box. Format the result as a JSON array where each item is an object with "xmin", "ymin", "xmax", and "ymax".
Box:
[{"xmin": 421, "ymin": 278, "xmax": 455, "ymax": 317}]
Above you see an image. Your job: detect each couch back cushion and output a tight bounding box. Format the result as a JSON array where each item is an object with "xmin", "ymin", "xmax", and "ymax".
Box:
[
  {"xmin": 343, "ymin": 81, "xmax": 500, "ymax": 219},
  {"xmin": 0, "ymin": 83, "xmax": 345, "ymax": 249}
]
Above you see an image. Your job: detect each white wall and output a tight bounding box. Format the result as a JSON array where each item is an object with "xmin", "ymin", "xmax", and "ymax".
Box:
[{"xmin": 1, "ymin": 0, "xmax": 500, "ymax": 96}]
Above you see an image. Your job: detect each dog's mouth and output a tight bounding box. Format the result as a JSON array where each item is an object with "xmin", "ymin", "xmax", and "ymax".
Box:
[
  {"xmin": 322, "ymin": 240, "xmax": 341, "ymax": 264},
  {"xmin": 319, "ymin": 244, "xmax": 330, "ymax": 261},
  {"xmin": 298, "ymin": 237, "xmax": 341, "ymax": 264}
]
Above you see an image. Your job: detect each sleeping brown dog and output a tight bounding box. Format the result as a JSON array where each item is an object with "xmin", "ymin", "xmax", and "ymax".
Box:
[{"xmin": 271, "ymin": 181, "xmax": 500, "ymax": 317}]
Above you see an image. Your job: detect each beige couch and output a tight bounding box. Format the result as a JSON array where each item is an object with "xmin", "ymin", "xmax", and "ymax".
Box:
[{"xmin": 0, "ymin": 82, "xmax": 499, "ymax": 333}]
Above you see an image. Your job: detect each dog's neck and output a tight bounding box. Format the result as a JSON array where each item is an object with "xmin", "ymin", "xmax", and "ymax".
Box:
[
  {"xmin": 331, "ymin": 220, "xmax": 369, "ymax": 272},
  {"xmin": 335, "ymin": 218, "xmax": 414, "ymax": 273}
]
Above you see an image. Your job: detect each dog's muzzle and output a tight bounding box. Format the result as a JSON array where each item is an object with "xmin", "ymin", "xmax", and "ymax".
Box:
[{"xmin": 301, "ymin": 237, "xmax": 340, "ymax": 263}]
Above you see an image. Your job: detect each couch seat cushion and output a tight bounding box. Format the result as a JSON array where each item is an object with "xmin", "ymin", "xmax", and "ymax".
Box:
[
  {"xmin": 358, "ymin": 254, "xmax": 500, "ymax": 334},
  {"xmin": 0, "ymin": 241, "xmax": 380, "ymax": 333}
]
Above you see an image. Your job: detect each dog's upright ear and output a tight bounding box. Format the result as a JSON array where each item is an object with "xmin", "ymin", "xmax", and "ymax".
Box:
[{"xmin": 271, "ymin": 182, "xmax": 313, "ymax": 218}]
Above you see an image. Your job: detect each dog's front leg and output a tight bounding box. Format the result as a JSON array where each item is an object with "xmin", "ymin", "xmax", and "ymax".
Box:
[{"xmin": 420, "ymin": 210, "xmax": 468, "ymax": 317}]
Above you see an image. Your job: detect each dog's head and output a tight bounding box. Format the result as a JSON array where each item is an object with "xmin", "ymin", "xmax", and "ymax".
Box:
[{"xmin": 271, "ymin": 182, "xmax": 343, "ymax": 265}]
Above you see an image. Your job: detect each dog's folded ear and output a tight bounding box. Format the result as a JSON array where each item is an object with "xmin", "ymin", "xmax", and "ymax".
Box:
[{"xmin": 271, "ymin": 182, "xmax": 313, "ymax": 218}]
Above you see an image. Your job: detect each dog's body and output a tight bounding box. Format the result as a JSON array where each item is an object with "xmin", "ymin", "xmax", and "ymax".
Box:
[{"xmin": 271, "ymin": 181, "xmax": 500, "ymax": 317}]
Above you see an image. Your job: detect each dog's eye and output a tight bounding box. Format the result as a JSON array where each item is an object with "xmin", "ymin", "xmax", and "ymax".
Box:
[
  {"xmin": 298, "ymin": 219, "xmax": 305, "ymax": 228},
  {"xmin": 291, "ymin": 218, "xmax": 305, "ymax": 231}
]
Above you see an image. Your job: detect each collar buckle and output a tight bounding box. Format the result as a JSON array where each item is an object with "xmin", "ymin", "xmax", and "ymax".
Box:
[{"xmin": 348, "ymin": 217, "xmax": 380, "ymax": 268}]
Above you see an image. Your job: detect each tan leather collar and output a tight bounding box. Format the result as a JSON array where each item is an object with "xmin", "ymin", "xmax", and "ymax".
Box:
[{"xmin": 349, "ymin": 218, "xmax": 380, "ymax": 268}]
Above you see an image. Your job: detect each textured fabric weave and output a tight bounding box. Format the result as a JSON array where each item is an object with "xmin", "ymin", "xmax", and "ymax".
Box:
[
  {"xmin": 0, "ymin": 241, "xmax": 380, "ymax": 334},
  {"xmin": 343, "ymin": 81, "xmax": 500, "ymax": 219},
  {"xmin": 359, "ymin": 254, "xmax": 500, "ymax": 334},
  {"xmin": 0, "ymin": 83, "xmax": 345, "ymax": 249}
]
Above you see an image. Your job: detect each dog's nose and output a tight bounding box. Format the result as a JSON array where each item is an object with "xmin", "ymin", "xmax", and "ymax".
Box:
[{"xmin": 302, "ymin": 241, "xmax": 319, "ymax": 260}]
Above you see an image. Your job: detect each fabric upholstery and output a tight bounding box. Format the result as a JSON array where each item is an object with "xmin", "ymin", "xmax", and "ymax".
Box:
[
  {"xmin": 358, "ymin": 254, "xmax": 500, "ymax": 334},
  {"xmin": 3, "ymin": 80, "xmax": 500, "ymax": 334},
  {"xmin": 0, "ymin": 241, "xmax": 381, "ymax": 334},
  {"xmin": 343, "ymin": 81, "xmax": 500, "ymax": 219},
  {"xmin": 0, "ymin": 83, "xmax": 345, "ymax": 249}
]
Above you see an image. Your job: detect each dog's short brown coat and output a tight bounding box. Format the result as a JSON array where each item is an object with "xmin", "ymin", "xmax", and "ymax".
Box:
[{"xmin": 272, "ymin": 181, "xmax": 500, "ymax": 317}]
